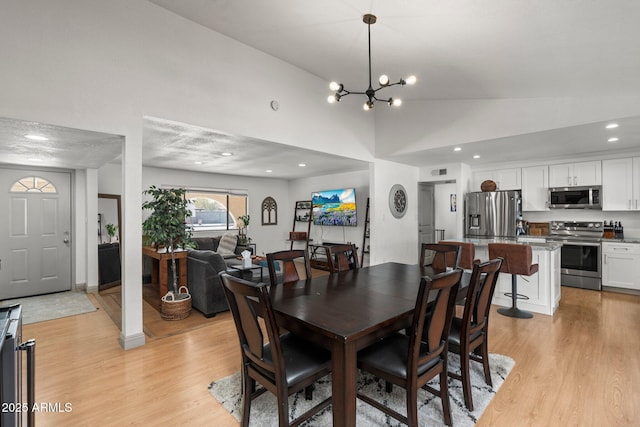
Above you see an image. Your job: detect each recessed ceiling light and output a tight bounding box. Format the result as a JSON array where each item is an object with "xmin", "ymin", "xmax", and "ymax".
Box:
[
  {"xmin": 298, "ymin": 163, "xmax": 306, "ymax": 167},
  {"xmin": 453, "ymin": 147, "xmax": 461, "ymax": 152},
  {"xmin": 608, "ymin": 137, "xmax": 619, "ymax": 143},
  {"xmin": 473, "ymin": 155, "xmax": 480, "ymax": 159},
  {"xmin": 194, "ymin": 161, "xmax": 203, "ymax": 165},
  {"xmin": 265, "ymin": 169, "xmax": 273, "ymax": 173},
  {"xmin": 606, "ymin": 123, "xmax": 619, "ymax": 129},
  {"xmin": 27, "ymin": 158, "xmax": 43, "ymax": 162},
  {"xmin": 221, "ymin": 152, "xmax": 232, "ymax": 156},
  {"xmin": 24, "ymin": 134, "xmax": 48, "ymax": 141}
]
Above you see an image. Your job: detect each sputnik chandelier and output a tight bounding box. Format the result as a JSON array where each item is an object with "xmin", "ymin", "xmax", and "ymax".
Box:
[{"xmin": 327, "ymin": 14, "xmax": 416, "ymax": 111}]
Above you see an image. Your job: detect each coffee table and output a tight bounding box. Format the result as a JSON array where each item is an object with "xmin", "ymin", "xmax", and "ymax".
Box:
[{"xmin": 227, "ymin": 258, "xmax": 265, "ymax": 282}]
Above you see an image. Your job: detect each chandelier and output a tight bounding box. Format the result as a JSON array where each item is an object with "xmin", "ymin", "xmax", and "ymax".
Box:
[{"xmin": 327, "ymin": 14, "xmax": 416, "ymax": 111}]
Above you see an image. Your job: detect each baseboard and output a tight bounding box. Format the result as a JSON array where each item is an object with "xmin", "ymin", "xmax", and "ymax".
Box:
[{"xmin": 119, "ymin": 332, "xmax": 146, "ymax": 350}]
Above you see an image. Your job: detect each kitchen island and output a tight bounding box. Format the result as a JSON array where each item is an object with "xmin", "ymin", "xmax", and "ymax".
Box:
[{"xmin": 459, "ymin": 237, "xmax": 562, "ymax": 316}]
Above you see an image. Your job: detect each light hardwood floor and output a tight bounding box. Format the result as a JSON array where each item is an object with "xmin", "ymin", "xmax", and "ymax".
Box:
[{"xmin": 23, "ymin": 286, "xmax": 639, "ymax": 426}]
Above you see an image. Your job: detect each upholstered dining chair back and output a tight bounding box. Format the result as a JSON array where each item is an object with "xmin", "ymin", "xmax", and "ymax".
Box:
[
  {"xmin": 328, "ymin": 243, "xmax": 359, "ymax": 272},
  {"xmin": 420, "ymin": 243, "xmax": 461, "ymax": 271},
  {"xmin": 220, "ymin": 273, "xmax": 332, "ymax": 426},
  {"xmin": 439, "ymin": 241, "xmax": 479, "ymax": 270},
  {"xmin": 266, "ymin": 249, "xmax": 312, "ymax": 286}
]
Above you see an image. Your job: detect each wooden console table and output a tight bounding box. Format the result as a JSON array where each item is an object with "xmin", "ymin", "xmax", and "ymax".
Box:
[{"xmin": 142, "ymin": 246, "xmax": 187, "ymax": 298}]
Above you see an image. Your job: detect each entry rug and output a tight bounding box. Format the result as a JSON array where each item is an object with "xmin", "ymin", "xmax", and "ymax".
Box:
[
  {"xmin": 208, "ymin": 352, "xmax": 514, "ymax": 426},
  {"xmin": 1, "ymin": 291, "xmax": 97, "ymax": 324}
]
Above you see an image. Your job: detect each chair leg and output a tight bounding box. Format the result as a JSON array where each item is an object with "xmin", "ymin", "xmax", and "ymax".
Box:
[
  {"xmin": 498, "ymin": 274, "xmax": 533, "ymax": 319},
  {"xmin": 439, "ymin": 368, "xmax": 453, "ymax": 426},
  {"xmin": 460, "ymin": 348, "xmax": 474, "ymax": 412},
  {"xmin": 241, "ymin": 372, "xmax": 253, "ymax": 427},
  {"xmin": 480, "ymin": 339, "xmax": 493, "ymax": 387},
  {"xmin": 385, "ymin": 381, "xmax": 393, "ymax": 393},
  {"xmin": 304, "ymin": 384, "xmax": 314, "ymax": 400},
  {"xmin": 406, "ymin": 382, "xmax": 419, "ymax": 427},
  {"xmin": 277, "ymin": 389, "xmax": 289, "ymax": 427}
]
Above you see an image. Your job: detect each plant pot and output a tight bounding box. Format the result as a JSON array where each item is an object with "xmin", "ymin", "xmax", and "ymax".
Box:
[{"xmin": 160, "ymin": 286, "xmax": 192, "ymax": 321}]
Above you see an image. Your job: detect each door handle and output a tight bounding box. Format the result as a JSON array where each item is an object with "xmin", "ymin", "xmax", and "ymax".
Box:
[{"xmin": 63, "ymin": 231, "xmax": 70, "ymax": 244}]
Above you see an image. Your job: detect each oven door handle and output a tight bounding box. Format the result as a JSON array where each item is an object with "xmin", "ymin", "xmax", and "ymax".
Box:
[{"xmin": 555, "ymin": 240, "xmax": 602, "ymax": 247}]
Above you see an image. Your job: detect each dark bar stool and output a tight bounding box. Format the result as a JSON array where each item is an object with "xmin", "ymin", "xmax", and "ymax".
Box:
[{"xmin": 488, "ymin": 243, "xmax": 538, "ymax": 319}]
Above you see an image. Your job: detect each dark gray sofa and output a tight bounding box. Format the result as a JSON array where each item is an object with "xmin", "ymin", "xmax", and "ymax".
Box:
[
  {"xmin": 186, "ymin": 250, "xmax": 240, "ymax": 317},
  {"xmin": 191, "ymin": 235, "xmax": 253, "ymax": 259}
]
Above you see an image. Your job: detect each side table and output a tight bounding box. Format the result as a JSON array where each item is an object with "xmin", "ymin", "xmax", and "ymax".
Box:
[{"xmin": 142, "ymin": 246, "xmax": 187, "ymax": 298}]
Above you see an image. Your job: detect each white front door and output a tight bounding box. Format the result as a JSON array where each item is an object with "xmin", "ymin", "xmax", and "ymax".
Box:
[{"xmin": 0, "ymin": 169, "xmax": 72, "ymax": 299}]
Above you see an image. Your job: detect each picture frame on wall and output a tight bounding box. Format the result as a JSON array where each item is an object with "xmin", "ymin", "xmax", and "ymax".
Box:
[{"xmin": 450, "ymin": 194, "xmax": 457, "ymax": 212}]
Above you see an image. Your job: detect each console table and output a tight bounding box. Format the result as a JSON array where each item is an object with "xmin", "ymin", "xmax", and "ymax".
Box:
[{"xmin": 142, "ymin": 246, "xmax": 187, "ymax": 298}]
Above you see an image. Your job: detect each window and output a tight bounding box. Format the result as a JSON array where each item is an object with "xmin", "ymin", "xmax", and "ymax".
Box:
[
  {"xmin": 184, "ymin": 189, "xmax": 247, "ymax": 232},
  {"xmin": 10, "ymin": 176, "xmax": 57, "ymax": 193}
]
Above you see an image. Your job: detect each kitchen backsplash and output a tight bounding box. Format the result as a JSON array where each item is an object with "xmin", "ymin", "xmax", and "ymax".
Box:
[{"xmin": 523, "ymin": 210, "xmax": 640, "ymax": 239}]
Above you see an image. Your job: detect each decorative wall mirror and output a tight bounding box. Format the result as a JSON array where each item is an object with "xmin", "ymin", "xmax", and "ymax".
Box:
[
  {"xmin": 98, "ymin": 193, "xmax": 122, "ymax": 243},
  {"xmin": 261, "ymin": 196, "xmax": 278, "ymax": 225}
]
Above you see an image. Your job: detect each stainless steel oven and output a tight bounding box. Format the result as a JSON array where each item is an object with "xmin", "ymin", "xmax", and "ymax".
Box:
[{"xmin": 547, "ymin": 221, "xmax": 603, "ymax": 290}]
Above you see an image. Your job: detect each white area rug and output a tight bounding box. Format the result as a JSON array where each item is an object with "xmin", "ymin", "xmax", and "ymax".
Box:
[
  {"xmin": 1, "ymin": 291, "xmax": 97, "ymax": 324},
  {"xmin": 209, "ymin": 352, "xmax": 515, "ymax": 426}
]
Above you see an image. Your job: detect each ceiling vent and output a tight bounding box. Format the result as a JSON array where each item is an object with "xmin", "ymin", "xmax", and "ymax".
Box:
[{"xmin": 431, "ymin": 168, "xmax": 447, "ymax": 176}]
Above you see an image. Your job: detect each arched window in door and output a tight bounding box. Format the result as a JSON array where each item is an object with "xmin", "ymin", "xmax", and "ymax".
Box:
[
  {"xmin": 9, "ymin": 176, "xmax": 58, "ymax": 193},
  {"xmin": 261, "ymin": 196, "xmax": 278, "ymax": 225}
]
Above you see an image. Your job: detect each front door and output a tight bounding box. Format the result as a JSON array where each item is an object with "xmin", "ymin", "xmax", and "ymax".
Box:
[
  {"xmin": 418, "ymin": 183, "xmax": 435, "ymax": 247},
  {"xmin": 0, "ymin": 168, "xmax": 72, "ymax": 299}
]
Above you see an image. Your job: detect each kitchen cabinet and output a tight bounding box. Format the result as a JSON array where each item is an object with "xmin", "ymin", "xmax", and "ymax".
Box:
[
  {"xmin": 521, "ymin": 165, "xmax": 549, "ymax": 211},
  {"xmin": 602, "ymin": 157, "xmax": 640, "ymax": 211},
  {"xmin": 472, "ymin": 168, "xmax": 521, "ymax": 191},
  {"xmin": 602, "ymin": 241, "xmax": 640, "ymax": 291},
  {"xmin": 548, "ymin": 161, "xmax": 601, "ymax": 187}
]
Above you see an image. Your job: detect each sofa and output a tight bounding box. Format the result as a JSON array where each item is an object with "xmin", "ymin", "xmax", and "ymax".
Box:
[
  {"xmin": 187, "ymin": 249, "xmax": 251, "ymax": 317},
  {"xmin": 191, "ymin": 234, "xmax": 253, "ymax": 259}
]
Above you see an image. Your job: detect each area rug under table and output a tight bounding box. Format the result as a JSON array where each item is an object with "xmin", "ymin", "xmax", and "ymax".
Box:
[{"xmin": 209, "ymin": 352, "xmax": 514, "ymax": 426}]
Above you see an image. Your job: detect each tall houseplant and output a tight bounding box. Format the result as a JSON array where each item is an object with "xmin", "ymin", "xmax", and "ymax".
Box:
[{"xmin": 142, "ymin": 186, "xmax": 193, "ymax": 295}]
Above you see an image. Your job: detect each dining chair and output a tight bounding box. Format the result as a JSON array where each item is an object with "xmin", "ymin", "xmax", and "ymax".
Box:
[
  {"xmin": 328, "ymin": 243, "xmax": 359, "ymax": 272},
  {"xmin": 220, "ymin": 273, "xmax": 332, "ymax": 427},
  {"xmin": 420, "ymin": 243, "xmax": 461, "ymax": 271},
  {"xmin": 266, "ymin": 249, "xmax": 312, "ymax": 285},
  {"xmin": 447, "ymin": 258, "xmax": 503, "ymax": 411},
  {"xmin": 488, "ymin": 243, "xmax": 538, "ymax": 318},
  {"xmin": 356, "ymin": 268, "xmax": 463, "ymax": 426},
  {"xmin": 439, "ymin": 241, "xmax": 480, "ymax": 270}
]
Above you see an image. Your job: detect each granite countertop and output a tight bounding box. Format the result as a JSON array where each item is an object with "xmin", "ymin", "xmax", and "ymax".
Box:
[
  {"xmin": 601, "ymin": 237, "xmax": 640, "ymax": 244},
  {"xmin": 457, "ymin": 237, "xmax": 562, "ymax": 250}
]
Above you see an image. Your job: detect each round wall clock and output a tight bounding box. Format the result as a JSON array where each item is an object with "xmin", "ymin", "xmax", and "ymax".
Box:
[{"xmin": 389, "ymin": 184, "xmax": 407, "ymax": 218}]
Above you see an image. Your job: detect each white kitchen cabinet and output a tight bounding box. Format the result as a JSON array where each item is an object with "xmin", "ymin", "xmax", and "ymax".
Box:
[
  {"xmin": 521, "ymin": 165, "xmax": 549, "ymax": 211},
  {"xmin": 602, "ymin": 241, "xmax": 640, "ymax": 291},
  {"xmin": 602, "ymin": 157, "xmax": 640, "ymax": 211},
  {"xmin": 549, "ymin": 161, "xmax": 601, "ymax": 187},
  {"xmin": 472, "ymin": 168, "xmax": 521, "ymax": 191}
]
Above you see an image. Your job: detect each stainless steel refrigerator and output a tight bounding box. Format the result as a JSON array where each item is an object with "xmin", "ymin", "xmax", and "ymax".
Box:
[{"xmin": 464, "ymin": 190, "xmax": 522, "ymax": 238}]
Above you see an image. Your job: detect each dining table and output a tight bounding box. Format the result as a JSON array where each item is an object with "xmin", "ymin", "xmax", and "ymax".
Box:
[{"xmin": 269, "ymin": 262, "xmax": 469, "ymax": 427}]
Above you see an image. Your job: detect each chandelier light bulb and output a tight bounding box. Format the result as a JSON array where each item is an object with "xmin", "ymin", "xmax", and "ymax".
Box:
[
  {"xmin": 363, "ymin": 101, "xmax": 374, "ymax": 111},
  {"xmin": 329, "ymin": 81, "xmax": 341, "ymax": 91},
  {"xmin": 392, "ymin": 98, "xmax": 402, "ymax": 107},
  {"xmin": 405, "ymin": 75, "xmax": 417, "ymax": 85},
  {"xmin": 328, "ymin": 95, "xmax": 336, "ymax": 104},
  {"xmin": 379, "ymin": 75, "xmax": 390, "ymax": 86}
]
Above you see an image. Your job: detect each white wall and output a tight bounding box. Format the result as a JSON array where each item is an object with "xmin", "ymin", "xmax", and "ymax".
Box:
[
  {"xmin": 370, "ymin": 160, "xmax": 420, "ymax": 265},
  {"xmin": 288, "ymin": 169, "xmax": 370, "ymax": 251}
]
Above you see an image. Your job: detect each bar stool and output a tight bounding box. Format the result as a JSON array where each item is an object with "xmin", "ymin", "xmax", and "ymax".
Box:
[{"xmin": 488, "ymin": 243, "xmax": 538, "ymax": 319}]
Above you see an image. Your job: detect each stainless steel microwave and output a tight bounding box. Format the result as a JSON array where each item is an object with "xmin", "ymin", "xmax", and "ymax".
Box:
[{"xmin": 548, "ymin": 186, "xmax": 602, "ymax": 209}]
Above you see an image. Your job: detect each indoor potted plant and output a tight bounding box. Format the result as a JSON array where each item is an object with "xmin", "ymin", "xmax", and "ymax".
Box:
[
  {"xmin": 142, "ymin": 186, "xmax": 194, "ymax": 320},
  {"xmin": 105, "ymin": 223, "xmax": 118, "ymax": 243},
  {"xmin": 238, "ymin": 214, "xmax": 251, "ymax": 245}
]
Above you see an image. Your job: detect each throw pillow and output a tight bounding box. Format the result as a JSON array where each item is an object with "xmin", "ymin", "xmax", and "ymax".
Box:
[{"xmin": 217, "ymin": 233, "xmax": 237, "ymax": 256}]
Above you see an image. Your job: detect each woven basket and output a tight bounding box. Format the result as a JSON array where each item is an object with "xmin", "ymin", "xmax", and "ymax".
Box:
[
  {"xmin": 160, "ymin": 286, "xmax": 192, "ymax": 321},
  {"xmin": 480, "ymin": 180, "xmax": 497, "ymax": 192}
]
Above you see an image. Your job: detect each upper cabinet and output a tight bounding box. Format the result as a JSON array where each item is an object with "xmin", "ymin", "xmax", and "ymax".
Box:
[
  {"xmin": 471, "ymin": 168, "xmax": 521, "ymax": 191},
  {"xmin": 602, "ymin": 157, "xmax": 640, "ymax": 211},
  {"xmin": 548, "ymin": 161, "xmax": 601, "ymax": 187},
  {"xmin": 521, "ymin": 165, "xmax": 549, "ymax": 211}
]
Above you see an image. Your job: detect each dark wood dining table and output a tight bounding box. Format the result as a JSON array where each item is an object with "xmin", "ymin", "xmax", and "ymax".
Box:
[{"xmin": 269, "ymin": 262, "xmax": 469, "ymax": 427}]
